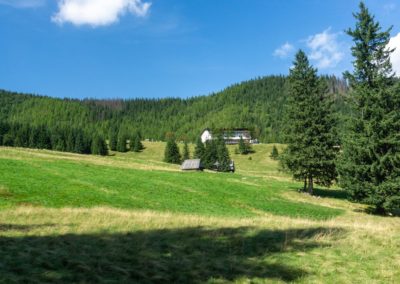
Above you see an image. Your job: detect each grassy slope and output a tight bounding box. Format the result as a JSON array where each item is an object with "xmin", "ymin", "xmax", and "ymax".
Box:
[
  {"xmin": 0, "ymin": 143, "xmax": 399, "ymax": 283},
  {"xmin": 0, "ymin": 143, "xmax": 340, "ymax": 219}
]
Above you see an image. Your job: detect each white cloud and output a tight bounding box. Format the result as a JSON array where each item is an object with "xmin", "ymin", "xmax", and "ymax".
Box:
[
  {"xmin": 0, "ymin": 0, "xmax": 45, "ymax": 8},
  {"xmin": 388, "ymin": 32, "xmax": 400, "ymax": 76},
  {"xmin": 52, "ymin": 0, "xmax": 152, "ymax": 27},
  {"xmin": 306, "ymin": 28, "xmax": 344, "ymax": 69},
  {"xmin": 384, "ymin": 3, "xmax": 396, "ymax": 13},
  {"xmin": 273, "ymin": 42, "xmax": 294, "ymax": 58}
]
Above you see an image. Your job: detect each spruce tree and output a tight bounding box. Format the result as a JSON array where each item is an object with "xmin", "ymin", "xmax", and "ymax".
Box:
[
  {"xmin": 131, "ymin": 134, "xmax": 144, "ymax": 152},
  {"xmin": 216, "ymin": 137, "xmax": 231, "ymax": 172},
  {"xmin": 164, "ymin": 139, "xmax": 181, "ymax": 164},
  {"xmin": 14, "ymin": 125, "xmax": 29, "ymax": 148},
  {"xmin": 92, "ymin": 136, "xmax": 108, "ymax": 156},
  {"xmin": 238, "ymin": 136, "xmax": 252, "ymax": 155},
  {"xmin": 74, "ymin": 132, "xmax": 85, "ymax": 154},
  {"xmin": 182, "ymin": 141, "xmax": 190, "ymax": 160},
  {"xmin": 98, "ymin": 137, "xmax": 108, "ymax": 156},
  {"xmin": 53, "ymin": 135, "xmax": 65, "ymax": 152},
  {"xmin": 0, "ymin": 122, "xmax": 8, "ymax": 146},
  {"xmin": 116, "ymin": 131, "xmax": 128, "ymax": 153},
  {"xmin": 37, "ymin": 126, "xmax": 51, "ymax": 149},
  {"xmin": 28, "ymin": 126, "xmax": 38, "ymax": 149},
  {"xmin": 202, "ymin": 140, "xmax": 218, "ymax": 169},
  {"xmin": 3, "ymin": 133, "xmax": 14, "ymax": 146},
  {"xmin": 108, "ymin": 129, "xmax": 118, "ymax": 151},
  {"xmin": 339, "ymin": 2, "xmax": 400, "ymax": 214},
  {"xmin": 280, "ymin": 50, "xmax": 338, "ymax": 194},
  {"xmin": 194, "ymin": 138, "xmax": 205, "ymax": 159},
  {"xmin": 270, "ymin": 145, "xmax": 279, "ymax": 160},
  {"xmin": 65, "ymin": 130, "xmax": 75, "ymax": 152},
  {"xmin": 238, "ymin": 136, "xmax": 247, "ymax": 154}
]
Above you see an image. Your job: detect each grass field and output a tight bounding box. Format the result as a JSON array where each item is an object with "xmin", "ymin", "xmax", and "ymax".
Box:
[{"xmin": 0, "ymin": 142, "xmax": 399, "ymax": 283}]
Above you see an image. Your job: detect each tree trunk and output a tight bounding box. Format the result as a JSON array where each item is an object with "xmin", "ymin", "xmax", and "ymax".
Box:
[
  {"xmin": 303, "ymin": 177, "xmax": 307, "ymax": 192},
  {"xmin": 308, "ymin": 176, "xmax": 313, "ymax": 195}
]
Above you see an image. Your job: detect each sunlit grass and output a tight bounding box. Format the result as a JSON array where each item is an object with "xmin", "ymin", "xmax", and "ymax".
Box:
[{"xmin": 0, "ymin": 144, "xmax": 399, "ymax": 283}]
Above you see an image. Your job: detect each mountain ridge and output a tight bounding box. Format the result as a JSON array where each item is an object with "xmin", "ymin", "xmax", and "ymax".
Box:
[{"xmin": 0, "ymin": 75, "xmax": 347, "ymax": 143}]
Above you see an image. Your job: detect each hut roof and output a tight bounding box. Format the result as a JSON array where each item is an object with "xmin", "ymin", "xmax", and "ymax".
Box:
[{"xmin": 181, "ymin": 159, "xmax": 202, "ymax": 170}]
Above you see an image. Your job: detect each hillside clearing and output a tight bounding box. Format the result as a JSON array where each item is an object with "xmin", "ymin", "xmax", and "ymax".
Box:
[{"xmin": 0, "ymin": 143, "xmax": 399, "ymax": 283}]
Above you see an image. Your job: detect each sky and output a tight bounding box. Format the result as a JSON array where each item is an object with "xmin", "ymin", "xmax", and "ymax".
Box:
[{"xmin": 0, "ymin": 0, "xmax": 400, "ymax": 99}]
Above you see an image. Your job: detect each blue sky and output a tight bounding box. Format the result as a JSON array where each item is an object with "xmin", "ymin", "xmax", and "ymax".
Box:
[{"xmin": 1, "ymin": 0, "xmax": 399, "ymax": 99}]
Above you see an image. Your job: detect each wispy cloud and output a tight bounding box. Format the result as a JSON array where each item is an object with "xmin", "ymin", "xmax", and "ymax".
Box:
[
  {"xmin": 0, "ymin": 0, "xmax": 45, "ymax": 8},
  {"xmin": 52, "ymin": 0, "xmax": 152, "ymax": 27},
  {"xmin": 383, "ymin": 3, "xmax": 396, "ymax": 13},
  {"xmin": 273, "ymin": 42, "xmax": 294, "ymax": 59},
  {"xmin": 388, "ymin": 32, "xmax": 400, "ymax": 76},
  {"xmin": 306, "ymin": 28, "xmax": 344, "ymax": 69}
]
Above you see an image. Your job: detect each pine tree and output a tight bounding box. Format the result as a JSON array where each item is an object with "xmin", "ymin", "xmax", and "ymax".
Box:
[
  {"xmin": 131, "ymin": 134, "xmax": 144, "ymax": 152},
  {"xmin": 14, "ymin": 125, "xmax": 29, "ymax": 148},
  {"xmin": 202, "ymin": 140, "xmax": 218, "ymax": 169},
  {"xmin": 216, "ymin": 136, "xmax": 231, "ymax": 172},
  {"xmin": 36, "ymin": 125, "xmax": 51, "ymax": 149},
  {"xmin": 338, "ymin": 2, "xmax": 400, "ymax": 214},
  {"xmin": 116, "ymin": 131, "xmax": 128, "ymax": 153},
  {"xmin": 194, "ymin": 138, "xmax": 205, "ymax": 159},
  {"xmin": 65, "ymin": 130, "xmax": 75, "ymax": 152},
  {"xmin": 108, "ymin": 129, "xmax": 118, "ymax": 151},
  {"xmin": 280, "ymin": 50, "xmax": 338, "ymax": 194},
  {"xmin": 82, "ymin": 135, "xmax": 92, "ymax": 154},
  {"xmin": 92, "ymin": 136, "xmax": 108, "ymax": 156},
  {"xmin": 164, "ymin": 139, "xmax": 181, "ymax": 164},
  {"xmin": 3, "ymin": 133, "xmax": 14, "ymax": 146},
  {"xmin": 0, "ymin": 122, "xmax": 8, "ymax": 146},
  {"xmin": 53, "ymin": 134, "xmax": 65, "ymax": 152},
  {"xmin": 238, "ymin": 136, "xmax": 247, "ymax": 154},
  {"xmin": 237, "ymin": 136, "xmax": 252, "ymax": 155},
  {"xmin": 182, "ymin": 141, "xmax": 190, "ymax": 160},
  {"xmin": 74, "ymin": 132, "xmax": 85, "ymax": 154},
  {"xmin": 270, "ymin": 145, "xmax": 279, "ymax": 160}
]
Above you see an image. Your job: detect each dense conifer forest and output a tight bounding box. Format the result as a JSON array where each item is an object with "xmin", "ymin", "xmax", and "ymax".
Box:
[{"xmin": 0, "ymin": 75, "xmax": 348, "ymax": 154}]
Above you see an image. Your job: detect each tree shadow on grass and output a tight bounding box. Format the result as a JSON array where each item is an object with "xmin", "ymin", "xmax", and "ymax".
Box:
[
  {"xmin": 0, "ymin": 223, "xmax": 55, "ymax": 232},
  {"xmin": 291, "ymin": 186, "xmax": 348, "ymax": 200},
  {"xmin": 0, "ymin": 226, "xmax": 344, "ymax": 283},
  {"xmin": 312, "ymin": 188, "xmax": 349, "ymax": 200}
]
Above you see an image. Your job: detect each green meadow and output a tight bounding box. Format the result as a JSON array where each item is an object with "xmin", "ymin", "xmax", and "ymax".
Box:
[{"xmin": 0, "ymin": 143, "xmax": 399, "ymax": 283}]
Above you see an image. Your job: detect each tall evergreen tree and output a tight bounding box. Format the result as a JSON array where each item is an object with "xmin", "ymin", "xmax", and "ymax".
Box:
[
  {"xmin": 14, "ymin": 125, "xmax": 29, "ymax": 148},
  {"xmin": 280, "ymin": 50, "xmax": 338, "ymax": 194},
  {"xmin": 164, "ymin": 139, "xmax": 181, "ymax": 164},
  {"xmin": 238, "ymin": 136, "xmax": 247, "ymax": 154},
  {"xmin": 74, "ymin": 132, "xmax": 85, "ymax": 154},
  {"xmin": 131, "ymin": 134, "xmax": 144, "ymax": 152},
  {"xmin": 0, "ymin": 122, "xmax": 7, "ymax": 146},
  {"xmin": 92, "ymin": 136, "xmax": 108, "ymax": 156},
  {"xmin": 108, "ymin": 128, "xmax": 118, "ymax": 151},
  {"xmin": 216, "ymin": 136, "xmax": 231, "ymax": 172},
  {"xmin": 203, "ymin": 140, "xmax": 218, "ymax": 169},
  {"xmin": 339, "ymin": 2, "xmax": 400, "ymax": 214},
  {"xmin": 182, "ymin": 141, "xmax": 190, "ymax": 160},
  {"xmin": 3, "ymin": 132, "xmax": 14, "ymax": 146},
  {"xmin": 52, "ymin": 133, "xmax": 65, "ymax": 152},
  {"xmin": 194, "ymin": 138, "xmax": 205, "ymax": 159},
  {"xmin": 116, "ymin": 131, "xmax": 128, "ymax": 153},
  {"xmin": 237, "ymin": 136, "xmax": 252, "ymax": 155},
  {"xmin": 65, "ymin": 130, "xmax": 75, "ymax": 152},
  {"xmin": 36, "ymin": 126, "xmax": 51, "ymax": 149},
  {"xmin": 270, "ymin": 145, "xmax": 279, "ymax": 160}
]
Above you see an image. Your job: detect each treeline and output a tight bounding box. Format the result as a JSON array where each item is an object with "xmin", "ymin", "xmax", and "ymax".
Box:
[
  {"xmin": 0, "ymin": 122, "xmax": 107, "ymax": 156},
  {"xmin": 0, "ymin": 75, "xmax": 347, "ymax": 144}
]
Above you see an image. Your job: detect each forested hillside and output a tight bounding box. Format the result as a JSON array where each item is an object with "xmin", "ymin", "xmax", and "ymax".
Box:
[{"xmin": 0, "ymin": 75, "xmax": 347, "ymax": 144}]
